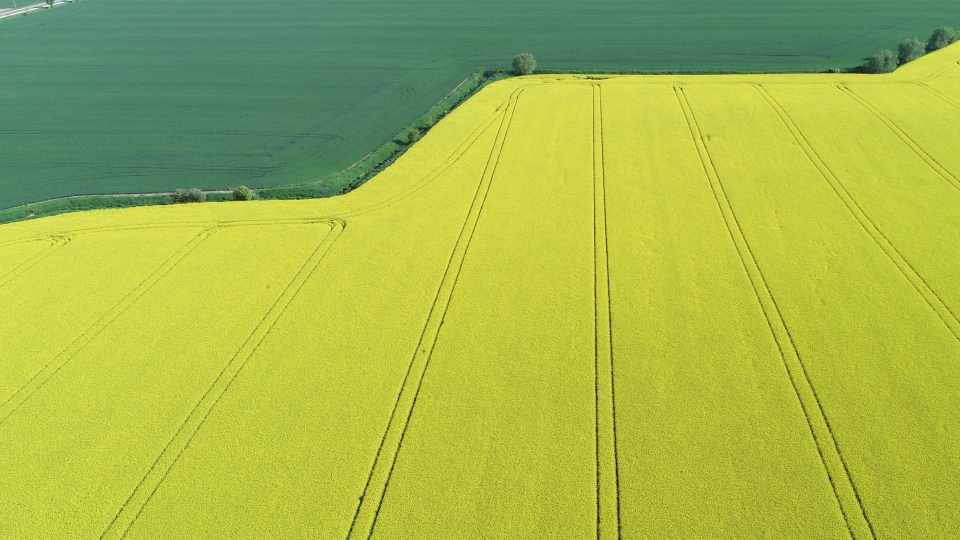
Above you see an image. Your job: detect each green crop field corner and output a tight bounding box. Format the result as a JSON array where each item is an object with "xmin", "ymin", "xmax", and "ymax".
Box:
[
  {"xmin": 1, "ymin": 43, "xmax": 960, "ymax": 538},
  {"xmin": 1, "ymin": 0, "xmax": 959, "ymax": 210}
]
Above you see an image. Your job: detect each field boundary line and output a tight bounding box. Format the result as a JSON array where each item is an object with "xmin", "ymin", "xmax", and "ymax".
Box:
[
  {"xmin": 0, "ymin": 235, "xmax": 69, "ymax": 291},
  {"xmin": 592, "ymin": 83, "xmax": 621, "ymax": 540},
  {"xmin": 674, "ymin": 86, "xmax": 873, "ymax": 540},
  {"xmin": 100, "ymin": 220, "xmax": 345, "ymax": 540},
  {"xmin": 344, "ymin": 87, "xmax": 526, "ymax": 540},
  {"xmin": 338, "ymin": 93, "xmax": 513, "ymax": 219},
  {"xmin": 837, "ymin": 85, "xmax": 960, "ymax": 192},
  {"xmin": 756, "ymin": 85, "xmax": 960, "ymax": 340},
  {"xmin": 0, "ymin": 227, "xmax": 217, "ymax": 426}
]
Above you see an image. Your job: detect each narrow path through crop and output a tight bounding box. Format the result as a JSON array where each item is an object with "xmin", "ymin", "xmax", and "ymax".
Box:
[
  {"xmin": 675, "ymin": 86, "xmax": 875, "ymax": 540},
  {"xmin": 838, "ymin": 85, "xmax": 960, "ymax": 192},
  {"xmin": 100, "ymin": 220, "xmax": 344, "ymax": 540},
  {"xmin": 916, "ymin": 82, "xmax": 960, "ymax": 111},
  {"xmin": 592, "ymin": 84, "xmax": 621, "ymax": 540},
  {"xmin": 345, "ymin": 87, "xmax": 525, "ymax": 540},
  {"xmin": 0, "ymin": 228, "xmax": 215, "ymax": 426},
  {"xmin": 756, "ymin": 84, "xmax": 960, "ymax": 341},
  {"xmin": 0, "ymin": 236, "xmax": 69, "ymax": 291}
]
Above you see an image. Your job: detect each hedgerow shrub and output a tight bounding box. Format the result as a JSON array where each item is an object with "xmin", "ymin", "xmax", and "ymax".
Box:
[
  {"xmin": 927, "ymin": 26, "xmax": 957, "ymax": 52},
  {"xmin": 512, "ymin": 53, "xmax": 537, "ymax": 76},
  {"xmin": 863, "ymin": 50, "xmax": 897, "ymax": 74},
  {"xmin": 898, "ymin": 38, "xmax": 926, "ymax": 65},
  {"xmin": 407, "ymin": 128, "xmax": 421, "ymax": 144},
  {"xmin": 171, "ymin": 188, "xmax": 205, "ymax": 203},
  {"xmin": 233, "ymin": 185, "xmax": 253, "ymax": 201}
]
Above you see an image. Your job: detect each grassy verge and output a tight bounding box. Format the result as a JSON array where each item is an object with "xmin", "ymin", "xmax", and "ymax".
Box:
[
  {"xmin": 0, "ymin": 194, "xmax": 171, "ymax": 225},
  {"xmin": 0, "ymin": 69, "xmax": 506, "ymax": 225}
]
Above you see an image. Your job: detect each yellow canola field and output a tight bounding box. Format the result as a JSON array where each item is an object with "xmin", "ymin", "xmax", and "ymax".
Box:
[{"xmin": 2, "ymin": 45, "xmax": 960, "ymax": 540}]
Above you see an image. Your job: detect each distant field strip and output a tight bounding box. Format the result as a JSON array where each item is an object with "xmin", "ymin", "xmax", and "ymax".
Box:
[{"xmin": 1, "ymin": 44, "xmax": 960, "ymax": 539}]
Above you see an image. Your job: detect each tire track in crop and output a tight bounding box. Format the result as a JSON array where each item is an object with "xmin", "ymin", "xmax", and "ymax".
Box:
[
  {"xmin": 0, "ymin": 226, "xmax": 194, "ymax": 249},
  {"xmin": 837, "ymin": 85, "xmax": 960, "ymax": 192},
  {"xmin": 0, "ymin": 236, "xmax": 70, "ymax": 292},
  {"xmin": 592, "ymin": 84, "xmax": 621, "ymax": 540},
  {"xmin": 757, "ymin": 85, "xmax": 960, "ymax": 341},
  {"xmin": 915, "ymin": 83, "xmax": 960, "ymax": 111},
  {"xmin": 0, "ymin": 218, "xmax": 336, "ymax": 247},
  {"xmin": 345, "ymin": 87, "xmax": 526, "ymax": 540},
  {"xmin": 674, "ymin": 86, "xmax": 874, "ymax": 540},
  {"xmin": 100, "ymin": 220, "xmax": 344, "ymax": 540},
  {"xmin": 0, "ymin": 228, "xmax": 217, "ymax": 426},
  {"xmin": 908, "ymin": 59, "xmax": 959, "ymax": 84}
]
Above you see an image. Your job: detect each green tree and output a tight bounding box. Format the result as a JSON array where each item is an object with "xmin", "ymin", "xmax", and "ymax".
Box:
[
  {"xmin": 863, "ymin": 50, "xmax": 897, "ymax": 74},
  {"xmin": 406, "ymin": 128, "xmax": 421, "ymax": 144},
  {"xmin": 512, "ymin": 53, "xmax": 537, "ymax": 76},
  {"xmin": 927, "ymin": 26, "xmax": 957, "ymax": 52},
  {"xmin": 171, "ymin": 188, "xmax": 205, "ymax": 203},
  {"xmin": 232, "ymin": 185, "xmax": 253, "ymax": 201},
  {"xmin": 898, "ymin": 38, "xmax": 926, "ymax": 65}
]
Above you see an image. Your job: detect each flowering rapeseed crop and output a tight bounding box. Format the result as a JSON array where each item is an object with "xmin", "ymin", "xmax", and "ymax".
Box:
[{"xmin": 2, "ymin": 44, "xmax": 959, "ymax": 540}]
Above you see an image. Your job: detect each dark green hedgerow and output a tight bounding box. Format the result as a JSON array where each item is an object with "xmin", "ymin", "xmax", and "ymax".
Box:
[
  {"xmin": 171, "ymin": 188, "xmax": 206, "ymax": 203},
  {"xmin": 862, "ymin": 24, "xmax": 958, "ymax": 73}
]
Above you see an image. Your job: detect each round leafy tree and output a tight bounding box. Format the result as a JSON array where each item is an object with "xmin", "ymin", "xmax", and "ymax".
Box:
[
  {"xmin": 898, "ymin": 38, "xmax": 925, "ymax": 65},
  {"xmin": 863, "ymin": 50, "xmax": 897, "ymax": 74},
  {"xmin": 927, "ymin": 26, "xmax": 957, "ymax": 52},
  {"xmin": 512, "ymin": 53, "xmax": 537, "ymax": 76}
]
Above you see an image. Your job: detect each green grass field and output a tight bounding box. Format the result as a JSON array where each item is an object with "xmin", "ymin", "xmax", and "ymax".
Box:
[{"xmin": 1, "ymin": 0, "xmax": 959, "ymax": 209}]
